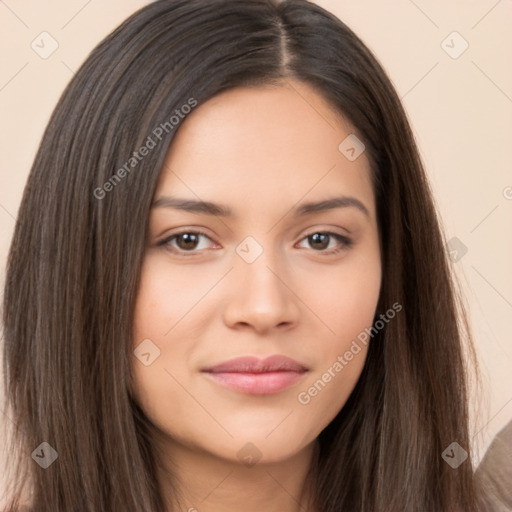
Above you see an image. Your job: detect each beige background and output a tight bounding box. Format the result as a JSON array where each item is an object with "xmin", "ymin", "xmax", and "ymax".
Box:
[{"xmin": 1, "ymin": 0, "xmax": 511, "ymax": 497}]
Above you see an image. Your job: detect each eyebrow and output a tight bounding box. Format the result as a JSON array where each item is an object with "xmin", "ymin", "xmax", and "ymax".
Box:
[{"xmin": 151, "ymin": 195, "xmax": 370, "ymax": 219}]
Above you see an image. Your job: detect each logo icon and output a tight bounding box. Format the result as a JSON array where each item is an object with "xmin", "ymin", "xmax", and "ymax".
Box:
[
  {"xmin": 445, "ymin": 237, "xmax": 468, "ymax": 263},
  {"xmin": 338, "ymin": 134, "xmax": 365, "ymax": 162},
  {"xmin": 32, "ymin": 442, "xmax": 59, "ymax": 469},
  {"xmin": 442, "ymin": 441, "xmax": 468, "ymax": 469},
  {"xmin": 134, "ymin": 338, "xmax": 161, "ymax": 366},
  {"xmin": 237, "ymin": 442, "xmax": 262, "ymax": 468},
  {"xmin": 31, "ymin": 32, "xmax": 59, "ymax": 59},
  {"xmin": 441, "ymin": 31, "xmax": 469, "ymax": 59},
  {"xmin": 236, "ymin": 236, "xmax": 264, "ymax": 264}
]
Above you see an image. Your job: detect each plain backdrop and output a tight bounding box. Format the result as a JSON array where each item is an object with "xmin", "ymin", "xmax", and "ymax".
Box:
[{"xmin": 1, "ymin": 0, "xmax": 511, "ymax": 498}]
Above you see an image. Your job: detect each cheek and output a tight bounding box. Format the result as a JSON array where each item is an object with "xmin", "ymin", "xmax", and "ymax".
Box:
[
  {"xmin": 294, "ymin": 346, "xmax": 367, "ymax": 445},
  {"xmin": 130, "ymin": 255, "xmax": 224, "ymax": 434},
  {"xmin": 293, "ymin": 295, "xmax": 375, "ymax": 442},
  {"xmin": 132, "ymin": 256, "xmax": 201, "ymax": 338},
  {"xmin": 299, "ymin": 240, "xmax": 382, "ymax": 344},
  {"xmin": 293, "ymin": 248, "xmax": 381, "ymax": 430},
  {"xmin": 131, "ymin": 254, "xmax": 219, "ymax": 366},
  {"xmin": 130, "ymin": 259, "xmax": 187, "ymax": 416}
]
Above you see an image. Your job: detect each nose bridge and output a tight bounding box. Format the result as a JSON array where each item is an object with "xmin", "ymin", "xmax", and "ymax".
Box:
[
  {"xmin": 236, "ymin": 234, "xmax": 286, "ymax": 301},
  {"xmin": 223, "ymin": 234, "xmax": 299, "ymax": 331}
]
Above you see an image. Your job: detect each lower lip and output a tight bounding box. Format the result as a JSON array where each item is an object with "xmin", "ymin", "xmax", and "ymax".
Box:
[{"xmin": 203, "ymin": 371, "xmax": 306, "ymax": 395}]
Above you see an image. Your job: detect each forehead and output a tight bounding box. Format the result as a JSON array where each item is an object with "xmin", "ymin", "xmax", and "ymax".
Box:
[{"xmin": 156, "ymin": 81, "xmax": 376, "ymax": 221}]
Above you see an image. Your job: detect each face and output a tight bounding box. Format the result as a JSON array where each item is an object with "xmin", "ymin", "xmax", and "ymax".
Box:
[{"xmin": 131, "ymin": 80, "xmax": 381, "ymax": 467}]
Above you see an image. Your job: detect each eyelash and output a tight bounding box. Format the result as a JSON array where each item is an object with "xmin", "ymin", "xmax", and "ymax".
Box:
[{"xmin": 157, "ymin": 230, "xmax": 353, "ymax": 257}]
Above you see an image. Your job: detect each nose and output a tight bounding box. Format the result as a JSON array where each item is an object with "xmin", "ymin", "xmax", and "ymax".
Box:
[{"xmin": 222, "ymin": 249, "xmax": 301, "ymax": 335}]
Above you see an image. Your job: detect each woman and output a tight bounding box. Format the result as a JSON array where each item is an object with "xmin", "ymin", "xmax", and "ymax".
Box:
[{"xmin": 1, "ymin": 0, "xmax": 486, "ymax": 510}]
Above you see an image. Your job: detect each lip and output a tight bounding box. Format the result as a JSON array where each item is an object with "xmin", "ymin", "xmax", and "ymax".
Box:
[{"xmin": 202, "ymin": 355, "xmax": 309, "ymax": 395}]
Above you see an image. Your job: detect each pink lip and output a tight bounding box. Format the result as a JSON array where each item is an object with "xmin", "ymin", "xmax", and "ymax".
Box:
[{"xmin": 202, "ymin": 355, "xmax": 308, "ymax": 395}]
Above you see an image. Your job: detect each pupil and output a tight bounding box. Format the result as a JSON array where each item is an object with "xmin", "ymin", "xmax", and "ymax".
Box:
[{"xmin": 310, "ymin": 233, "xmax": 328, "ymax": 250}]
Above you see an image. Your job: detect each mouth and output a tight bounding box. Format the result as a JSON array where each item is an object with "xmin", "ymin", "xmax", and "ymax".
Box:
[{"xmin": 201, "ymin": 355, "xmax": 309, "ymax": 395}]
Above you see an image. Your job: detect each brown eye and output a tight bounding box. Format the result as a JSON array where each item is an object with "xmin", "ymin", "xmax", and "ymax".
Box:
[
  {"xmin": 297, "ymin": 231, "xmax": 352, "ymax": 255},
  {"xmin": 175, "ymin": 233, "xmax": 201, "ymax": 250},
  {"xmin": 308, "ymin": 233, "xmax": 330, "ymax": 250},
  {"xmin": 158, "ymin": 231, "xmax": 215, "ymax": 255}
]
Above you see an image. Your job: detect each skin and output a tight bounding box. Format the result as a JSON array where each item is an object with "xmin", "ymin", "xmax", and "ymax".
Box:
[{"xmin": 131, "ymin": 79, "xmax": 382, "ymax": 512}]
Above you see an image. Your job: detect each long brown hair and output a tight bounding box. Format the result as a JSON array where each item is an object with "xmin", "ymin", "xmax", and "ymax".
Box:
[{"xmin": 2, "ymin": 0, "xmax": 484, "ymax": 510}]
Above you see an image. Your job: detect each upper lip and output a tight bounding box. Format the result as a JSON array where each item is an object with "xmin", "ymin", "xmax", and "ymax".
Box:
[{"xmin": 202, "ymin": 355, "xmax": 308, "ymax": 374}]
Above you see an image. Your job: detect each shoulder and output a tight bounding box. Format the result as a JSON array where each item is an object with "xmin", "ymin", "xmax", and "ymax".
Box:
[{"xmin": 475, "ymin": 419, "xmax": 512, "ymax": 511}]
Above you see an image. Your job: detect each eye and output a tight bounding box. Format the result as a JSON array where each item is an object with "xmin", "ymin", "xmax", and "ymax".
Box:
[
  {"xmin": 157, "ymin": 230, "xmax": 353, "ymax": 257},
  {"xmin": 296, "ymin": 231, "xmax": 352, "ymax": 255},
  {"xmin": 158, "ymin": 230, "xmax": 217, "ymax": 255}
]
